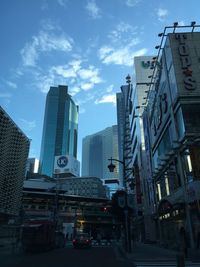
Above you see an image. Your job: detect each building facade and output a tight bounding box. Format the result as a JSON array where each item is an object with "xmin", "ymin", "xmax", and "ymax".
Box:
[
  {"xmin": 82, "ymin": 125, "xmax": 119, "ymax": 181},
  {"xmin": 24, "ymin": 176, "xmax": 108, "ymax": 199},
  {"xmin": 0, "ymin": 106, "xmax": 30, "ymax": 221},
  {"xmin": 26, "ymin": 158, "xmax": 39, "ymax": 178},
  {"xmin": 146, "ymin": 27, "xmax": 200, "ymax": 249},
  {"xmin": 131, "ymin": 57, "xmax": 156, "ymax": 242},
  {"xmin": 39, "ymin": 85, "xmax": 79, "ymax": 178}
]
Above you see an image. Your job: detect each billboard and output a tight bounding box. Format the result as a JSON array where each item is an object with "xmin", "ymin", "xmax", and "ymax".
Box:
[
  {"xmin": 54, "ymin": 155, "xmax": 80, "ymax": 177},
  {"xmin": 134, "ymin": 56, "xmax": 155, "ymax": 84},
  {"xmin": 169, "ymin": 32, "xmax": 200, "ymax": 97}
]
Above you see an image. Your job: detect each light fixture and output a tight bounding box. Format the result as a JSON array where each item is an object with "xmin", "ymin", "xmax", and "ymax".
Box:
[
  {"xmin": 158, "ymin": 33, "xmax": 163, "ymax": 37},
  {"xmin": 107, "ymin": 162, "xmax": 115, "ymax": 172},
  {"xmin": 155, "ymin": 45, "xmax": 160, "ymax": 49},
  {"xmin": 173, "ymin": 22, "xmax": 178, "ymax": 33},
  {"xmin": 191, "ymin": 21, "xmax": 196, "ymax": 32},
  {"xmin": 135, "ymin": 106, "xmax": 140, "ymax": 109}
]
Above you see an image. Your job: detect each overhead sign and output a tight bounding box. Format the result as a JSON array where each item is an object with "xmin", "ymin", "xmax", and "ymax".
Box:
[
  {"xmin": 134, "ymin": 56, "xmax": 155, "ymax": 84},
  {"xmin": 57, "ymin": 156, "xmax": 68, "ymax": 168},
  {"xmin": 54, "ymin": 155, "xmax": 80, "ymax": 177},
  {"xmin": 170, "ymin": 32, "xmax": 200, "ymax": 96}
]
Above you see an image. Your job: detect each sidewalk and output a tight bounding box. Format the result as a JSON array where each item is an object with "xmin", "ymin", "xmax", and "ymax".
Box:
[
  {"xmin": 0, "ymin": 237, "xmax": 22, "ymax": 255},
  {"xmin": 116, "ymin": 240, "xmax": 200, "ymax": 265}
]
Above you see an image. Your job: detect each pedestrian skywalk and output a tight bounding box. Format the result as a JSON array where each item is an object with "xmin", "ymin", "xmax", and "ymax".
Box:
[{"xmin": 135, "ymin": 260, "xmax": 200, "ymax": 267}]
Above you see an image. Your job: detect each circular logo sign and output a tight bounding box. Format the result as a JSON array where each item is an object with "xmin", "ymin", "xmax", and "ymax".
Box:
[{"xmin": 57, "ymin": 156, "xmax": 68, "ymax": 168}]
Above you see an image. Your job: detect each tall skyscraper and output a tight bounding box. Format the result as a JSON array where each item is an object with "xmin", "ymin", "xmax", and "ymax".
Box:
[
  {"xmin": 0, "ymin": 106, "xmax": 30, "ymax": 220},
  {"xmin": 39, "ymin": 85, "xmax": 79, "ymax": 177},
  {"xmin": 82, "ymin": 125, "xmax": 119, "ymax": 181},
  {"xmin": 26, "ymin": 158, "xmax": 39, "ymax": 178}
]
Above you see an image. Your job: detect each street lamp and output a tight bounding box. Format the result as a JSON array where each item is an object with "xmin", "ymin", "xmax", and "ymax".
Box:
[{"xmin": 107, "ymin": 157, "xmax": 134, "ymax": 253}]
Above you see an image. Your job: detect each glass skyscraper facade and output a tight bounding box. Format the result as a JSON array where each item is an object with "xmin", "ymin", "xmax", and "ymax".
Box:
[
  {"xmin": 82, "ymin": 125, "xmax": 119, "ymax": 180},
  {"xmin": 39, "ymin": 85, "xmax": 78, "ymax": 177}
]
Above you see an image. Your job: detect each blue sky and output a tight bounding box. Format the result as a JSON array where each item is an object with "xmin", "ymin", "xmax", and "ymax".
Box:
[{"xmin": 0, "ymin": 0, "xmax": 200, "ymax": 163}]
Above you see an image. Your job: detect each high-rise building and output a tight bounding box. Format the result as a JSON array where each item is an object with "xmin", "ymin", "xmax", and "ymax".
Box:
[
  {"xmin": 39, "ymin": 85, "xmax": 79, "ymax": 177},
  {"xmin": 116, "ymin": 77, "xmax": 133, "ymax": 187},
  {"xmin": 0, "ymin": 106, "xmax": 30, "ymax": 221},
  {"xmin": 82, "ymin": 126, "xmax": 119, "ymax": 182},
  {"xmin": 131, "ymin": 57, "xmax": 156, "ymax": 242},
  {"xmin": 26, "ymin": 158, "xmax": 39, "ymax": 178}
]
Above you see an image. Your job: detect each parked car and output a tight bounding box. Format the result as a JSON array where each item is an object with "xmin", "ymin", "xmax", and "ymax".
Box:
[{"xmin": 73, "ymin": 233, "xmax": 92, "ymax": 248}]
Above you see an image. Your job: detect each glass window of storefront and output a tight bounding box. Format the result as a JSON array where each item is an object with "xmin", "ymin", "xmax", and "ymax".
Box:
[
  {"xmin": 168, "ymin": 65, "xmax": 178, "ymax": 101},
  {"xmin": 175, "ymin": 107, "xmax": 185, "ymax": 140}
]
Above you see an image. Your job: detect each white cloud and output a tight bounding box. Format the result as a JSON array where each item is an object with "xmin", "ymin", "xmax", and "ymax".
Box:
[
  {"xmin": 157, "ymin": 8, "xmax": 168, "ymax": 22},
  {"xmin": 99, "ymin": 46, "xmax": 147, "ymax": 66},
  {"xmin": 21, "ymin": 30, "xmax": 73, "ymax": 67},
  {"xmin": 69, "ymin": 59, "xmax": 82, "ymax": 72},
  {"xmin": 126, "ymin": 0, "xmax": 141, "ymax": 7},
  {"xmin": 95, "ymin": 94, "xmax": 116, "ymax": 105},
  {"xmin": 81, "ymin": 83, "xmax": 94, "ymax": 91},
  {"xmin": 19, "ymin": 119, "xmax": 36, "ymax": 131},
  {"xmin": 78, "ymin": 66, "xmax": 103, "ymax": 84},
  {"xmin": 6, "ymin": 81, "xmax": 17, "ymax": 88},
  {"xmin": 34, "ymin": 62, "xmax": 103, "ymax": 94},
  {"xmin": 57, "ymin": 0, "xmax": 68, "ymax": 7},
  {"xmin": 69, "ymin": 86, "xmax": 81, "ymax": 96},
  {"xmin": 106, "ymin": 85, "xmax": 114, "ymax": 93},
  {"xmin": 0, "ymin": 93, "xmax": 12, "ymax": 98},
  {"xmin": 51, "ymin": 65, "xmax": 77, "ymax": 78},
  {"xmin": 99, "ymin": 22, "xmax": 145, "ymax": 66},
  {"xmin": 86, "ymin": 0, "xmax": 101, "ymax": 19},
  {"xmin": 109, "ymin": 22, "xmax": 139, "ymax": 44}
]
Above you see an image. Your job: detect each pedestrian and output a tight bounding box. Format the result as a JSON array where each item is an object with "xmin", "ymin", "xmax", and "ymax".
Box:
[
  {"xmin": 65, "ymin": 232, "xmax": 69, "ymax": 241},
  {"xmin": 179, "ymin": 227, "xmax": 188, "ymax": 258}
]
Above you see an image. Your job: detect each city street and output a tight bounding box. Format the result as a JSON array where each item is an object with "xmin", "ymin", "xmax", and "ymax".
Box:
[{"xmin": 0, "ymin": 243, "xmax": 133, "ymax": 267}]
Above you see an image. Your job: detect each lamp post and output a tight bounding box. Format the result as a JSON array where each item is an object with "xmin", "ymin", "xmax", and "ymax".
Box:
[{"xmin": 107, "ymin": 157, "xmax": 134, "ymax": 253}]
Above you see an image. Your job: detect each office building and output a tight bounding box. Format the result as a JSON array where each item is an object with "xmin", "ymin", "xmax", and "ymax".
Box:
[
  {"xmin": 39, "ymin": 85, "xmax": 79, "ymax": 178},
  {"xmin": 130, "ymin": 56, "xmax": 156, "ymax": 242},
  {"xmin": 0, "ymin": 106, "xmax": 30, "ymax": 221},
  {"xmin": 82, "ymin": 126, "xmax": 119, "ymax": 183},
  {"xmin": 26, "ymin": 158, "xmax": 39, "ymax": 178}
]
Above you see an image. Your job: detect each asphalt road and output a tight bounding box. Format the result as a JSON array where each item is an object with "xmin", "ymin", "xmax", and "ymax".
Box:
[{"xmin": 1, "ymin": 245, "xmax": 133, "ymax": 267}]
